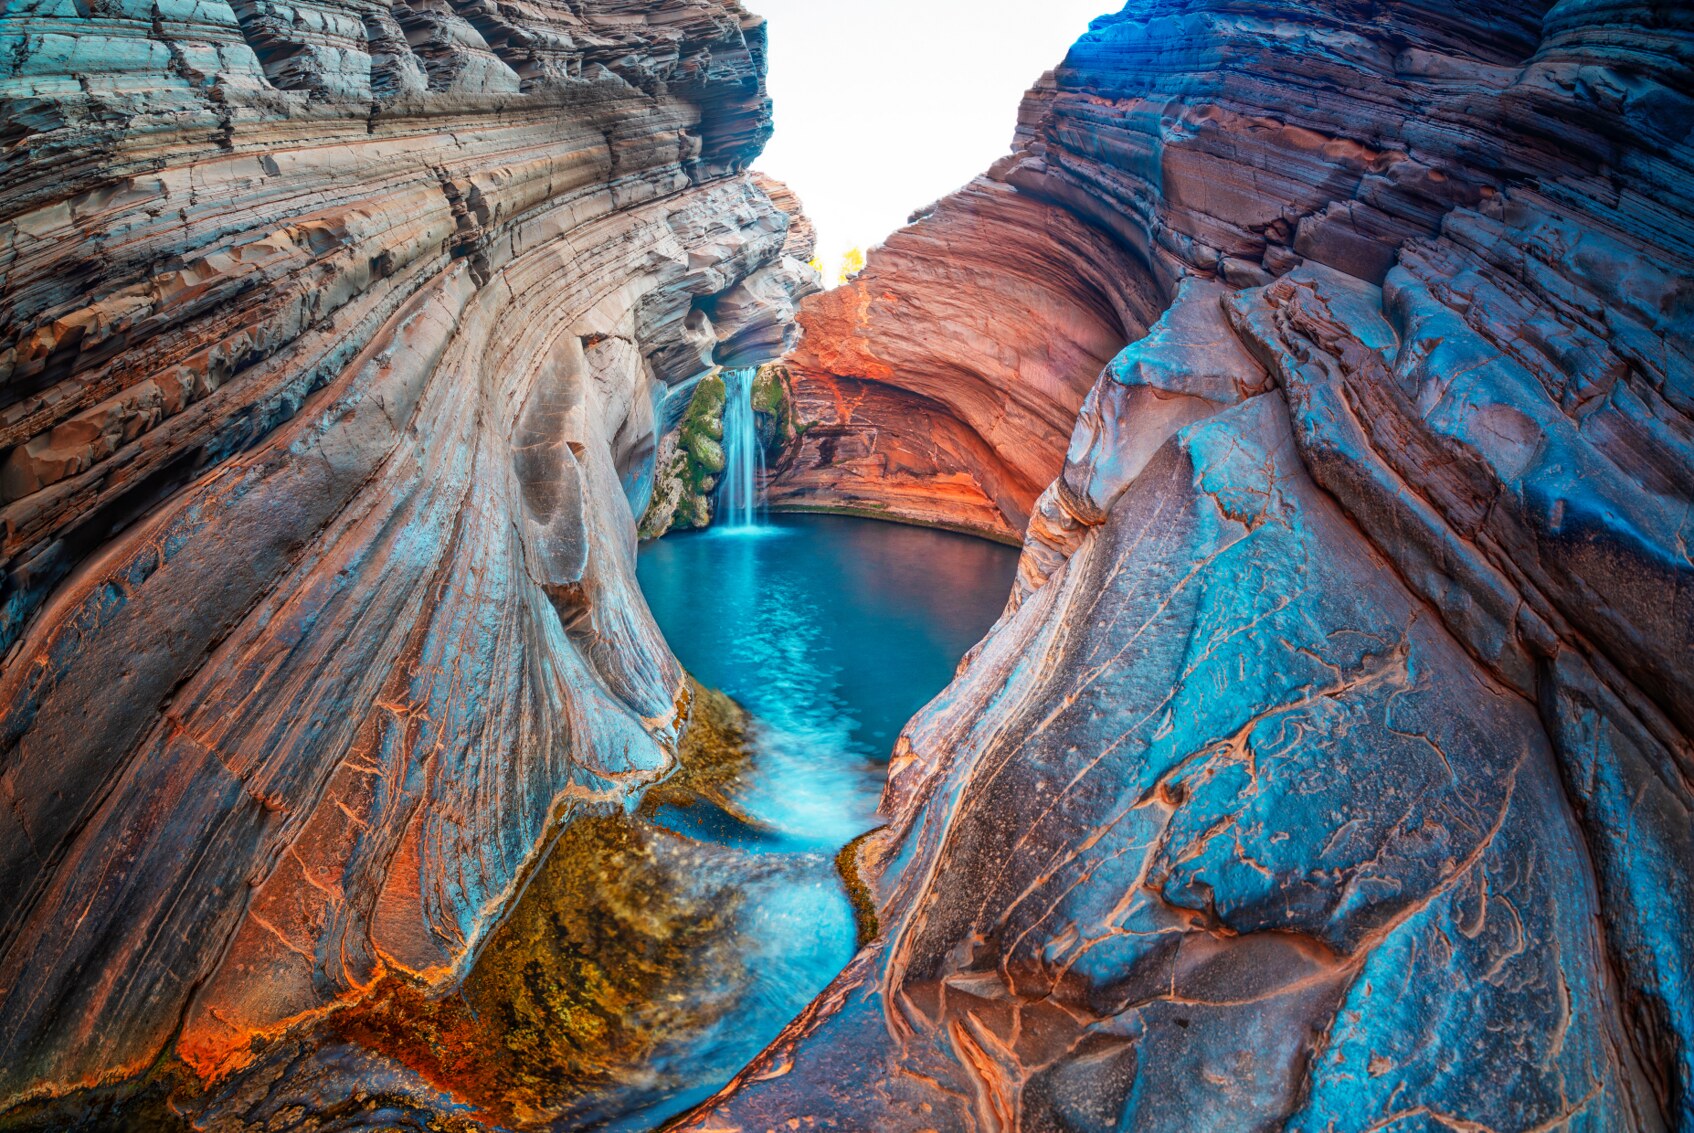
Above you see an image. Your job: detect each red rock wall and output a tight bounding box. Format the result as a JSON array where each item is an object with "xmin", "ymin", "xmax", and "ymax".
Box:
[
  {"xmin": 0, "ymin": 3, "xmax": 813, "ymax": 1123},
  {"xmin": 688, "ymin": 1, "xmax": 1694, "ymax": 1129},
  {"xmin": 768, "ymin": 176, "xmax": 1163, "ymax": 540}
]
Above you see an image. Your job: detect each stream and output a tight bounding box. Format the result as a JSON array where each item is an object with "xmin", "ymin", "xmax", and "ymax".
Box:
[
  {"xmin": 383, "ymin": 389, "xmax": 1022, "ymax": 1132},
  {"xmin": 600, "ymin": 514, "xmax": 1018, "ymax": 1128}
]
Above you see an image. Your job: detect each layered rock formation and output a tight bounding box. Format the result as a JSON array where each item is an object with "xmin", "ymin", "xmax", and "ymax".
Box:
[
  {"xmin": 0, "ymin": 2, "xmax": 813, "ymax": 1125},
  {"xmin": 766, "ymin": 177, "xmax": 1161, "ymax": 540},
  {"xmin": 635, "ymin": 173, "xmax": 814, "ymax": 538},
  {"xmin": 698, "ymin": 0, "xmax": 1694, "ymax": 1129}
]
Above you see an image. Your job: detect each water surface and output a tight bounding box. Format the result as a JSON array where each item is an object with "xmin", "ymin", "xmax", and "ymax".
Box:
[{"xmin": 610, "ymin": 514, "xmax": 1018, "ymax": 1128}]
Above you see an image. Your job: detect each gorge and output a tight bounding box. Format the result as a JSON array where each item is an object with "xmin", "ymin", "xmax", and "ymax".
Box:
[
  {"xmin": 0, "ymin": 1, "xmax": 819, "ymax": 1126},
  {"xmin": 0, "ymin": 0, "xmax": 1692, "ymax": 1132}
]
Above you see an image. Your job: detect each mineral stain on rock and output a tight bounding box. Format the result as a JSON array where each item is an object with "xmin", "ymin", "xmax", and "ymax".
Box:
[{"xmin": 325, "ymin": 667, "xmax": 908, "ymax": 1130}]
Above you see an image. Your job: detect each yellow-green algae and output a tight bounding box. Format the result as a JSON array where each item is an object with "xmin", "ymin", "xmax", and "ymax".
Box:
[
  {"xmin": 0, "ymin": 679, "xmax": 880, "ymax": 1131},
  {"xmin": 333, "ymin": 679, "xmax": 759, "ymax": 1128},
  {"xmin": 834, "ymin": 826, "xmax": 885, "ymax": 949},
  {"xmin": 640, "ymin": 374, "xmax": 729, "ymax": 538},
  {"xmin": 641, "ymin": 681, "xmax": 763, "ymax": 825}
]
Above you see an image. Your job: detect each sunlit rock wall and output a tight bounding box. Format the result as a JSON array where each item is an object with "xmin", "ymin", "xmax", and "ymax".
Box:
[
  {"xmin": 690, "ymin": 0, "xmax": 1694, "ymax": 1129},
  {"xmin": 0, "ymin": 1, "xmax": 812, "ymax": 1124},
  {"xmin": 767, "ymin": 177, "xmax": 1161, "ymax": 540}
]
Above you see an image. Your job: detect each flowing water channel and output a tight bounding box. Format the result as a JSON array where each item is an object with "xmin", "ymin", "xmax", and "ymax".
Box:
[
  {"xmin": 715, "ymin": 367, "xmax": 764, "ymax": 529},
  {"xmin": 602, "ymin": 515, "xmax": 1018, "ymax": 1128},
  {"xmin": 361, "ymin": 386, "xmax": 1021, "ymax": 1132}
]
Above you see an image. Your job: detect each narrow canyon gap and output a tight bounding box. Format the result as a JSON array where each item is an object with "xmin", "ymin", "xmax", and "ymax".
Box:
[{"xmin": 0, "ymin": 2, "xmax": 1690, "ymax": 1133}]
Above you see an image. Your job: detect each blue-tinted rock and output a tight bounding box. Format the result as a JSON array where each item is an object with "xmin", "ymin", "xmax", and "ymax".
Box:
[
  {"xmin": 0, "ymin": 0, "xmax": 813, "ymax": 1125},
  {"xmin": 700, "ymin": 0, "xmax": 1694, "ymax": 1128}
]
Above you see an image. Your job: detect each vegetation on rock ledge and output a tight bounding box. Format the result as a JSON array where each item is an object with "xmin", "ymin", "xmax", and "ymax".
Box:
[
  {"xmin": 332, "ymin": 680, "xmax": 758, "ymax": 1128},
  {"xmin": 642, "ymin": 364, "xmax": 810, "ymax": 540},
  {"xmin": 640, "ymin": 373, "xmax": 729, "ymax": 539},
  {"xmin": 642, "ymin": 682, "xmax": 756, "ymax": 820},
  {"xmin": 751, "ymin": 362, "xmax": 804, "ymax": 460}
]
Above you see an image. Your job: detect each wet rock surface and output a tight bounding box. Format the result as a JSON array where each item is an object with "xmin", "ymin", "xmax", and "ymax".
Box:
[
  {"xmin": 695, "ymin": 0, "xmax": 1694, "ymax": 1129},
  {"xmin": 329, "ymin": 682, "xmax": 777, "ymax": 1133},
  {"xmin": 0, "ymin": 2, "xmax": 814, "ymax": 1126},
  {"xmin": 641, "ymin": 371, "xmax": 730, "ymax": 538}
]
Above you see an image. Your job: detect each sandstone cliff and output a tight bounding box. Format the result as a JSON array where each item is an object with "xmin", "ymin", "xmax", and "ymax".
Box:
[
  {"xmin": 699, "ymin": 0, "xmax": 1694, "ymax": 1129},
  {"xmin": 0, "ymin": 2, "xmax": 812, "ymax": 1125}
]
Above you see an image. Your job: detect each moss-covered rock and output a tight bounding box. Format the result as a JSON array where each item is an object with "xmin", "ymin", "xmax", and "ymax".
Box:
[
  {"xmin": 834, "ymin": 827, "xmax": 884, "ymax": 950},
  {"xmin": 643, "ymin": 681, "xmax": 753, "ymax": 818},
  {"xmin": 336, "ymin": 817, "xmax": 742, "ymax": 1127},
  {"xmin": 751, "ymin": 362, "xmax": 803, "ymax": 459},
  {"xmin": 678, "ymin": 375, "xmax": 727, "ymax": 471},
  {"xmin": 331, "ymin": 679, "xmax": 762, "ymax": 1128},
  {"xmin": 639, "ymin": 372, "xmax": 730, "ymax": 539}
]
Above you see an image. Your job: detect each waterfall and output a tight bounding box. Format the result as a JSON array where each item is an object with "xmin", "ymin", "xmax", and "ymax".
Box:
[{"xmin": 717, "ymin": 367, "xmax": 764, "ymax": 529}]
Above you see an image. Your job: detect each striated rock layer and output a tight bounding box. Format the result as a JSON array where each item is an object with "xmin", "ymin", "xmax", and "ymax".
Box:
[
  {"xmin": 0, "ymin": 2, "xmax": 813, "ymax": 1126},
  {"xmin": 767, "ymin": 176, "xmax": 1161, "ymax": 541},
  {"xmin": 697, "ymin": 0, "xmax": 1694, "ymax": 1130}
]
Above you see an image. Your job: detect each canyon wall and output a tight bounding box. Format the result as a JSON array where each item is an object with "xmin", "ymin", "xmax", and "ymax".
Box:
[
  {"xmin": 0, "ymin": 2, "xmax": 812, "ymax": 1125},
  {"xmin": 699, "ymin": 0, "xmax": 1694, "ymax": 1129},
  {"xmin": 766, "ymin": 177, "xmax": 1161, "ymax": 540}
]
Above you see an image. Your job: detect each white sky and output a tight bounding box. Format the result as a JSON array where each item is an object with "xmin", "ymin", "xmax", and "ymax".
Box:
[{"xmin": 751, "ymin": 1, "xmax": 1108, "ymax": 279}]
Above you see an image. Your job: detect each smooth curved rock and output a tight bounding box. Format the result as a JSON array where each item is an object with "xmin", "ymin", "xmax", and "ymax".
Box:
[
  {"xmin": 0, "ymin": 2, "xmax": 811, "ymax": 1125},
  {"xmin": 691, "ymin": 0, "xmax": 1694, "ymax": 1129},
  {"xmin": 767, "ymin": 175, "xmax": 1163, "ymax": 540}
]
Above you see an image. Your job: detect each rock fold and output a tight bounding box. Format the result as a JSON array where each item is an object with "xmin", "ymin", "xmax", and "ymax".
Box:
[{"xmin": 0, "ymin": 2, "xmax": 812, "ymax": 1124}]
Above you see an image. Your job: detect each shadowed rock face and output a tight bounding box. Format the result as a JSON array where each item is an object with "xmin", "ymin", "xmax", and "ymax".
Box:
[
  {"xmin": 694, "ymin": 0, "xmax": 1694, "ymax": 1129},
  {"xmin": 0, "ymin": 1, "xmax": 814, "ymax": 1125}
]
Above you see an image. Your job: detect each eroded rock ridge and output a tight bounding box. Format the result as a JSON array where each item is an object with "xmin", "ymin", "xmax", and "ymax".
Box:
[
  {"xmin": 706, "ymin": 0, "xmax": 1694, "ymax": 1129},
  {"xmin": 0, "ymin": 2, "xmax": 813, "ymax": 1125}
]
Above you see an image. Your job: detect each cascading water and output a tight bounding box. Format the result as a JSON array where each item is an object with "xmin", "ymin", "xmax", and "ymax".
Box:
[{"xmin": 716, "ymin": 367, "xmax": 764, "ymax": 529}]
